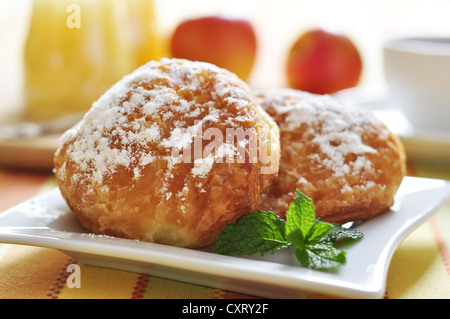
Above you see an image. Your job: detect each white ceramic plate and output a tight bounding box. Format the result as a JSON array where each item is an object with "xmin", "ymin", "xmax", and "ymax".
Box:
[{"xmin": 1, "ymin": 176, "xmax": 449, "ymax": 299}]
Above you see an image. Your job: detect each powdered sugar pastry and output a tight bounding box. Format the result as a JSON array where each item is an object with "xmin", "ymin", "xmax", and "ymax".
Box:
[{"xmin": 57, "ymin": 58, "xmax": 256, "ymax": 190}]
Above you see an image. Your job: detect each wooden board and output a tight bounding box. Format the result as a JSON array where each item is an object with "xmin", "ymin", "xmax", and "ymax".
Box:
[{"xmin": 0, "ymin": 134, "xmax": 60, "ymax": 171}]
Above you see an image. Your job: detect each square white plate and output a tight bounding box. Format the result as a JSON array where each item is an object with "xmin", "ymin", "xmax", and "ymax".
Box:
[{"xmin": 1, "ymin": 176, "xmax": 449, "ymax": 299}]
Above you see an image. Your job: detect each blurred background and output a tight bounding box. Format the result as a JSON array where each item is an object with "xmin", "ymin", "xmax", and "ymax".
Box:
[
  {"xmin": 0, "ymin": 0, "xmax": 449, "ymax": 169},
  {"xmin": 2, "ymin": 0, "xmax": 450, "ymax": 114}
]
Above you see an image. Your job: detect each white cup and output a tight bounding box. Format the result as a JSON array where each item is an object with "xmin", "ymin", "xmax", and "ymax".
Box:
[{"xmin": 383, "ymin": 37, "xmax": 450, "ymax": 133}]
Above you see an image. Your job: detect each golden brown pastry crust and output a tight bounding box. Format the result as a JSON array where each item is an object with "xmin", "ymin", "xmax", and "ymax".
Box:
[
  {"xmin": 54, "ymin": 58, "xmax": 280, "ymax": 249},
  {"xmin": 255, "ymin": 88, "xmax": 406, "ymax": 223}
]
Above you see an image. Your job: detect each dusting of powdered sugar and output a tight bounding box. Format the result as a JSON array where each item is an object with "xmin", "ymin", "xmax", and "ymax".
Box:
[
  {"xmin": 57, "ymin": 58, "xmax": 255, "ymax": 193},
  {"xmin": 255, "ymin": 88, "xmax": 377, "ymax": 181}
]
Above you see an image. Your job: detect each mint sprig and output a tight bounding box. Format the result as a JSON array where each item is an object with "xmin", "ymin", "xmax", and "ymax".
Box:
[
  {"xmin": 213, "ymin": 190, "xmax": 363, "ymax": 270},
  {"xmin": 212, "ymin": 210, "xmax": 290, "ymax": 256}
]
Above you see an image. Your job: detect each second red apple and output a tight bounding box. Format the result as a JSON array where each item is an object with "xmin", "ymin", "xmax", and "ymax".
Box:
[
  {"xmin": 286, "ymin": 29, "xmax": 362, "ymax": 94},
  {"xmin": 170, "ymin": 16, "xmax": 257, "ymax": 81}
]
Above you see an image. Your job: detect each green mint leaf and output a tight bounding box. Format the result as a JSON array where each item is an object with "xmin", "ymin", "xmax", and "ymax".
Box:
[
  {"xmin": 212, "ymin": 189, "xmax": 364, "ymax": 271},
  {"xmin": 320, "ymin": 223, "xmax": 364, "ymax": 245},
  {"xmin": 296, "ymin": 243, "xmax": 346, "ymax": 270},
  {"xmin": 282, "ymin": 190, "xmax": 358, "ymax": 270},
  {"xmin": 285, "ymin": 189, "xmax": 315, "ymax": 247},
  {"xmin": 213, "ymin": 210, "xmax": 290, "ymax": 256},
  {"xmin": 305, "ymin": 220, "xmax": 335, "ymax": 246}
]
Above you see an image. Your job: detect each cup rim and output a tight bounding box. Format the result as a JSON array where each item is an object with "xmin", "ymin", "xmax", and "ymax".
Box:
[{"xmin": 384, "ymin": 36, "xmax": 450, "ymax": 56}]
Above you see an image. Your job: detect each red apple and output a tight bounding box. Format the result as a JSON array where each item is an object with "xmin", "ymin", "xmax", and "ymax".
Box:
[
  {"xmin": 170, "ymin": 15, "xmax": 257, "ymax": 81},
  {"xmin": 286, "ymin": 28, "xmax": 362, "ymax": 94}
]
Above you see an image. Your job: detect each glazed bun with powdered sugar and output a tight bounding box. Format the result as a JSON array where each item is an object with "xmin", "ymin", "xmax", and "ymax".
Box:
[
  {"xmin": 255, "ymin": 88, "xmax": 406, "ymax": 224},
  {"xmin": 54, "ymin": 58, "xmax": 280, "ymax": 249}
]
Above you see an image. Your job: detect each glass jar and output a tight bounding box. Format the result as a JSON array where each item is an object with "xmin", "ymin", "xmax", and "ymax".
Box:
[{"xmin": 23, "ymin": 0, "xmax": 162, "ymax": 121}]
